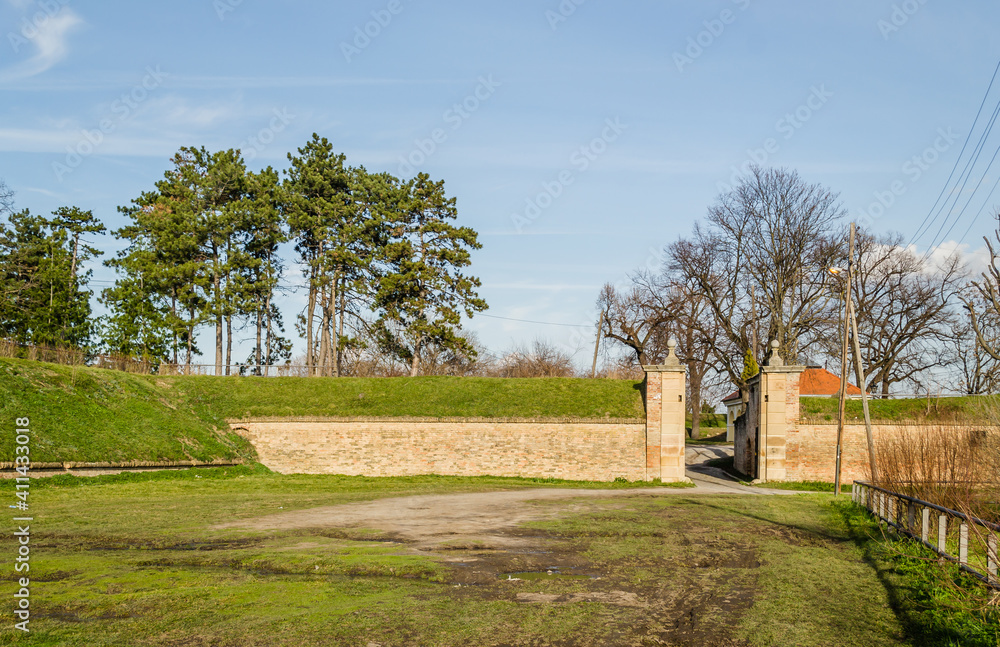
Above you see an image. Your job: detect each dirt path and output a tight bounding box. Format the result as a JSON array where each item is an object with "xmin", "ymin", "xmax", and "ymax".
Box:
[{"xmin": 220, "ymin": 446, "xmax": 788, "ymax": 550}]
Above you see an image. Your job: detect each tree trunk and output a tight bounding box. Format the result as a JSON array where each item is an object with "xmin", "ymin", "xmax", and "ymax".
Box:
[
  {"xmin": 264, "ymin": 292, "xmax": 272, "ymax": 374},
  {"xmin": 213, "ymin": 247, "xmax": 223, "ymax": 375},
  {"xmin": 255, "ymin": 303, "xmax": 263, "ymax": 375},
  {"xmin": 225, "ymin": 314, "xmax": 232, "ymax": 376},
  {"xmin": 306, "ymin": 263, "xmax": 317, "ymax": 377},
  {"xmin": 186, "ymin": 307, "xmax": 195, "ymax": 372},
  {"xmin": 689, "ymin": 369, "xmax": 703, "ymax": 440},
  {"xmin": 332, "ymin": 274, "xmax": 340, "ymax": 378},
  {"xmin": 319, "ymin": 284, "xmax": 332, "ymax": 377},
  {"xmin": 171, "ymin": 293, "xmax": 178, "ymax": 366},
  {"xmin": 337, "ymin": 279, "xmax": 346, "ymax": 378}
]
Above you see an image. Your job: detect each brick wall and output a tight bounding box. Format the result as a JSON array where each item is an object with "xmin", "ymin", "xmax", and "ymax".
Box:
[
  {"xmin": 232, "ymin": 419, "xmax": 647, "ymax": 482},
  {"xmin": 787, "ymin": 424, "xmax": 981, "ymax": 483}
]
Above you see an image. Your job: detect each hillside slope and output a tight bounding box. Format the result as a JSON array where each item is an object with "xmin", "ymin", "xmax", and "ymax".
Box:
[
  {"xmin": 0, "ymin": 359, "xmax": 646, "ymax": 463},
  {"xmin": 0, "ymin": 359, "xmax": 254, "ymax": 463}
]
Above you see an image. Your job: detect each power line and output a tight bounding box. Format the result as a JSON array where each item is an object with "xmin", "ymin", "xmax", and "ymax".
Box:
[
  {"xmin": 921, "ymin": 97, "xmax": 1000, "ymax": 259},
  {"xmin": 477, "ymin": 313, "xmax": 593, "ymax": 328},
  {"xmin": 958, "ymin": 171, "xmax": 1000, "ymax": 245},
  {"xmin": 908, "ymin": 57, "xmax": 1000, "ymax": 248}
]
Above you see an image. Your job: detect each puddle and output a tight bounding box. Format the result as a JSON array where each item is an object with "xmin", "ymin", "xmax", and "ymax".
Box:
[{"xmin": 501, "ymin": 569, "xmax": 595, "ymax": 581}]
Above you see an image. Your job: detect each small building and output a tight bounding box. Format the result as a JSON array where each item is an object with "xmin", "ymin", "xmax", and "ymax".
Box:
[{"xmin": 722, "ymin": 367, "xmax": 863, "ymax": 441}]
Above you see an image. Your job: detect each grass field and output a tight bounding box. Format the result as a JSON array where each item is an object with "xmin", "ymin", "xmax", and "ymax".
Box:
[
  {"xmin": 2, "ymin": 469, "xmax": 993, "ymax": 646},
  {"xmin": 800, "ymin": 395, "xmax": 997, "ymax": 424},
  {"xmin": 164, "ymin": 372, "xmax": 645, "ymax": 420},
  {"xmin": 0, "ymin": 357, "xmax": 644, "ymax": 463}
]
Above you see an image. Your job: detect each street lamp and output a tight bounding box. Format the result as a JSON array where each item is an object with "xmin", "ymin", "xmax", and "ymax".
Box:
[{"xmin": 828, "ymin": 266, "xmax": 850, "ymax": 496}]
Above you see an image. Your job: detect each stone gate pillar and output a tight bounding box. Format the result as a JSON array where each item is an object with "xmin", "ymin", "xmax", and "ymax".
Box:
[
  {"xmin": 756, "ymin": 340, "xmax": 805, "ymax": 483},
  {"xmin": 643, "ymin": 340, "xmax": 690, "ymax": 483}
]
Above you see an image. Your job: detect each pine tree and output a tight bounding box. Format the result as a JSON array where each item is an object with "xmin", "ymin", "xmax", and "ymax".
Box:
[
  {"xmin": 0, "ymin": 208, "xmax": 99, "ymax": 349},
  {"xmin": 373, "ymin": 173, "xmax": 488, "ymax": 377}
]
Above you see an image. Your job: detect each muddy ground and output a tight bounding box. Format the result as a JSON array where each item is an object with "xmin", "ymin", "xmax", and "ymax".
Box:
[{"xmin": 215, "ymin": 449, "xmax": 812, "ymax": 646}]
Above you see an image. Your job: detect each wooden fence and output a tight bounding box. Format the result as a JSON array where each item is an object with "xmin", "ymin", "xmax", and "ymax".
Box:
[{"xmin": 853, "ymin": 481, "xmax": 999, "ymax": 589}]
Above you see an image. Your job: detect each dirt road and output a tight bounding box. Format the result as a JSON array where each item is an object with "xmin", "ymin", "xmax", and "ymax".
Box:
[{"xmin": 221, "ymin": 446, "xmax": 789, "ymax": 550}]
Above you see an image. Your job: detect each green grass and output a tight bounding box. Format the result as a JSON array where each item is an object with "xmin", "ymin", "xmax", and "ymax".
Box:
[
  {"xmin": 837, "ymin": 503, "xmax": 1000, "ymax": 647},
  {"xmin": 0, "ymin": 358, "xmax": 254, "ymax": 464},
  {"xmin": 801, "ymin": 395, "xmax": 997, "ymax": 424},
  {"xmin": 687, "ymin": 412, "xmax": 726, "ymax": 428},
  {"xmin": 753, "ymin": 480, "xmax": 852, "ymax": 493},
  {"xmin": 0, "ymin": 357, "xmax": 645, "ymax": 463},
  {"xmin": 0, "ymin": 473, "xmax": 925, "ymax": 646},
  {"xmin": 163, "ymin": 373, "xmax": 645, "ymax": 420}
]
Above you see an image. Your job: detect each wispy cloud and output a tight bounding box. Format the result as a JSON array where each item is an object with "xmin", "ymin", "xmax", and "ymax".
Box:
[{"xmin": 0, "ymin": 9, "xmax": 82, "ymax": 83}]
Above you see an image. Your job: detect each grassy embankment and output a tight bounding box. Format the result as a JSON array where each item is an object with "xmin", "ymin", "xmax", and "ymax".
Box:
[
  {"xmin": 800, "ymin": 395, "xmax": 997, "ymax": 424},
  {"xmin": 0, "ymin": 469, "xmax": 994, "ymax": 646},
  {"xmin": 0, "ymin": 357, "xmax": 645, "ymax": 464}
]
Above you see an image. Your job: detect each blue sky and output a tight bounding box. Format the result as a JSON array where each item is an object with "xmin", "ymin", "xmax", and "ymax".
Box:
[{"xmin": 2, "ymin": 0, "xmax": 999, "ymax": 366}]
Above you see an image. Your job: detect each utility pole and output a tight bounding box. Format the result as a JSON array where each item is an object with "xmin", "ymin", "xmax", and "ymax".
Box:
[
  {"xmin": 849, "ymin": 288, "xmax": 879, "ymax": 483},
  {"xmin": 833, "ymin": 224, "xmax": 856, "ymax": 496},
  {"xmin": 591, "ymin": 312, "xmax": 604, "ymax": 379}
]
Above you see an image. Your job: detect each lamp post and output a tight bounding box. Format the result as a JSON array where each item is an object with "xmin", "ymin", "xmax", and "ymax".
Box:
[
  {"xmin": 828, "ymin": 265, "xmax": 850, "ymax": 496},
  {"xmin": 828, "ymin": 222, "xmax": 879, "ymax": 492}
]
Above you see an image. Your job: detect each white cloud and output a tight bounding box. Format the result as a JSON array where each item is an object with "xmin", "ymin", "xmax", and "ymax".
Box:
[
  {"xmin": 0, "ymin": 9, "xmax": 82, "ymax": 83},
  {"xmin": 905, "ymin": 240, "xmax": 991, "ymax": 277}
]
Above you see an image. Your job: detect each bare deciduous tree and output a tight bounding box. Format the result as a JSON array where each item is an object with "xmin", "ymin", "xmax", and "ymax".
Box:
[
  {"xmin": 947, "ymin": 294, "xmax": 1000, "ymax": 395},
  {"xmin": 597, "ymin": 271, "xmax": 725, "ymax": 438},
  {"xmin": 850, "ymin": 229, "xmax": 963, "ymax": 396},
  {"xmin": 596, "ymin": 275, "xmax": 675, "ymax": 366},
  {"xmin": 667, "ymin": 165, "xmax": 844, "ymax": 394},
  {"xmin": 965, "ymin": 218, "xmax": 1000, "ymax": 367},
  {"xmin": 0, "ymin": 179, "xmax": 13, "ymax": 216}
]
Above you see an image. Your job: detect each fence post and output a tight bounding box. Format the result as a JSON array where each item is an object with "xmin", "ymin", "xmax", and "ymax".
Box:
[
  {"xmin": 938, "ymin": 515, "xmax": 947, "ymax": 555},
  {"xmin": 921, "ymin": 507, "xmax": 930, "ymax": 543},
  {"xmin": 906, "ymin": 502, "xmax": 915, "ymax": 535},
  {"xmin": 959, "ymin": 523, "xmax": 969, "ymax": 566}
]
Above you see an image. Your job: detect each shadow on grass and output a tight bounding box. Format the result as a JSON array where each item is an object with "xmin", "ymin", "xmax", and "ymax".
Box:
[{"xmin": 833, "ymin": 501, "xmax": 1000, "ymax": 647}]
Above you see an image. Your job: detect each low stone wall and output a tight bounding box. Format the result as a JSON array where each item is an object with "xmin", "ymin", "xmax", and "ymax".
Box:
[
  {"xmin": 231, "ymin": 418, "xmax": 647, "ymax": 482},
  {"xmin": 787, "ymin": 424, "xmax": 987, "ymax": 483}
]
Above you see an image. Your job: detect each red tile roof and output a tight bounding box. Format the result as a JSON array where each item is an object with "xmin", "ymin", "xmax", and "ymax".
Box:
[{"xmin": 721, "ymin": 367, "xmax": 862, "ymax": 403}]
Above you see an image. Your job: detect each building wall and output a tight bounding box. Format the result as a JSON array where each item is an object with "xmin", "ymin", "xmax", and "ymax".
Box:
[
  {"xmin": 231, "ymin": 419, "xmax": 647, "ymax": 482},
  {"xmin": 734, "ymin": 377, "xmax": 760, "ymax": 478}
]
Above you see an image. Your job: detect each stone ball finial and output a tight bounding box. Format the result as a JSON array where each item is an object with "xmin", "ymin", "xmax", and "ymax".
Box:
[{"xmin": 767, "ymin": 340, "xmax": 784, "ymax": 367}]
